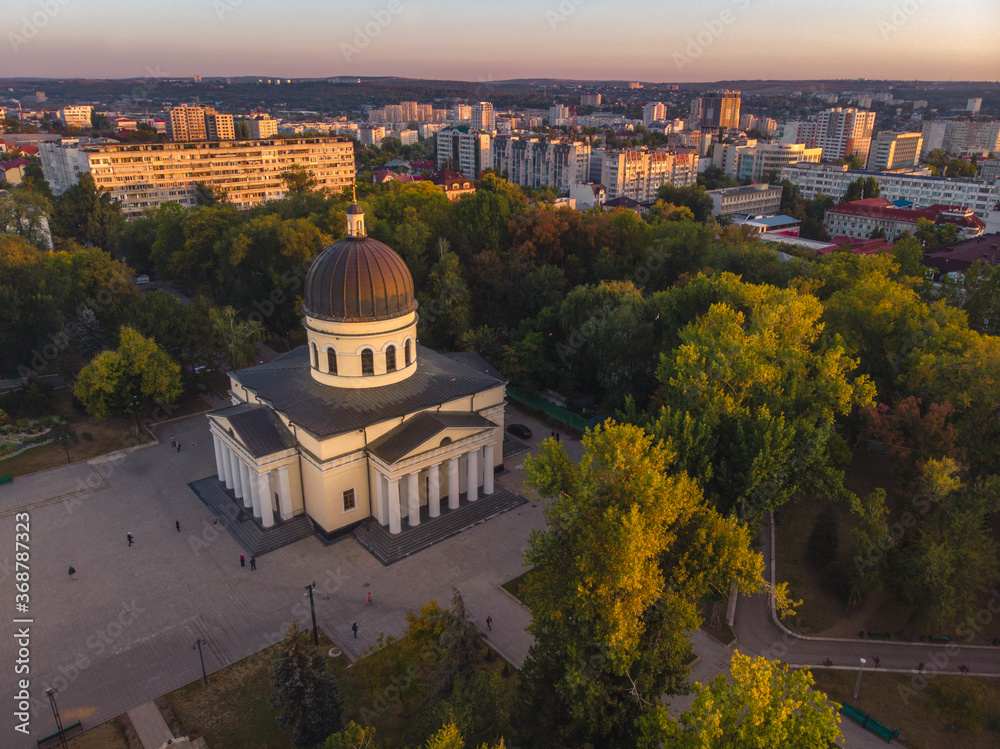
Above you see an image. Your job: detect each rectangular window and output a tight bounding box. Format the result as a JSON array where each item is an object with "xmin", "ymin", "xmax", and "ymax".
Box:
[{"xmin": 343, "ymin": 489, "xmax": 356, "ymax": 512}]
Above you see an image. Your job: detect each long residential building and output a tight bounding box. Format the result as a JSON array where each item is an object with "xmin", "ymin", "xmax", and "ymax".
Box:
[
  {"xmin": 40, "ymin": 137, "xmax": 355, "ymax": 217},
  {"xmin": 713, "ymin": 141, "xmax": 822, "ymax": 180},
  {"xmin": 866, "ymin": 131, "xmax": 923, "ymax": 171},
  {"xmin": 707, "ymin": 183, "xmax": 783, "ymax": 216},
  {"xmin": 435, "ymin": 127, "xmax": 492, "ymax": 180},
  {"xmin": 780, "ymin": 162, "xmax": 1000, "ymax": 224},
  {"xmin": 920, "ymin": 119, "xmax": 1000, "ymax": 156},
  {"xmin": 492, "ymin": 136, "xmax": 590, "ymax": 192},
  {"xmin": 599, "ymin": 148, "xmax": 698, "ymax": 202},
  {"xmin": 824, "ymin": 197, "xmax": 986, "ymax": 241},
  {"xmin": 59, "ymin": 105, "xmax": 93, "ymax": 128},
  {"xmin": 783, "ymin": 107, "xmax": 876, "ymax": 162}
]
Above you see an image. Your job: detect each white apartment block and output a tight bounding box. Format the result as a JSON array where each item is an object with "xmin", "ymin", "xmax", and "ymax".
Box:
[
  {"xmin": 492, "ymin": 136, "xmax": 590, "ymax": 192},
  {"xmin": 920, "ymin": 119, "xmax": 1000, "ymax": 156},
  {"xmin": 205, "ymin": 112, "xmax": 235, "ymax": 140},
  {"xmin": 451, "ymin": 105, "xmax": 471, "ymax": 122},
  {"xmin": 713, "ymin": 142, "xmax": 822, "ymax": 181},
  {"xmin": 643, "ymin": 102, "xmax": 666, "ymax": 127},
  {"xmin": 166, "ymin": 104, "xmax": 209, "ymax": 141},
  {"xmin": 248, "ymin": 114, "xmax": 278, "ymax": 139},
  {"xmin": 600, "ymin": 148, "xmax": 699, "ymax": 203},
  {"xmin": 419, "ymin": 123, "xmax": 446, "ymax": 139},
  {"xmin": 435, "ymin": 128, "xmax": 492, "ymax": 180},
  {"xmin": 471, "ymin": 102, "xmax": 495, "ymax": 131},
  {"xmin": 581, "ymin": 94, "xmax": 601, "ymax": 106},
  {"xmin": 37, "ymin": 139, "xmax": 91, "ymax": 194},
  {"xmin": 707, "ymin": 183, "xmax": 783, "ymax": 216},
  {"xmin": 549, "ymin": 105, "xmax": 571, "ymax": 126},
  {"xmin": 398, "ymin": 129, "xmax": 418, "ymax": 146},
  {"xmin": 59, "ymin": 105, "xmax": 93, "ymax": 129},
  {"xmin": 359, "ymin": 126, "xmax": 386, "ymax": 146},
  {"xmin": 783, "ymin": 108, "xmax": 876, "ymax": 162},
  {"xmin": 47, "ymin": 137, "xmax": 355, "ymax": 217},
  {"xmin": 967, "ymin": 98, "xmax": 983, "ymax": 115},
  {"xmin": 866, "ymin": 131, "xmax": 923, "ymax": 171},
  {"xmin": 780, "ymin": 162, "xmax": 1000, "ymax": 222}
]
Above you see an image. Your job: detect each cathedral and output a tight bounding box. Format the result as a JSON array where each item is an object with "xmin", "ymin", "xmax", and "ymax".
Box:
[{"xmin": 206, "ymin": 201, "xmax": 507, "ymax": 540}]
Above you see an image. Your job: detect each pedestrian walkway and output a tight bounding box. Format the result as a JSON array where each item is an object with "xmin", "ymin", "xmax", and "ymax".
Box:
[{"xmin": 126, "ymin": 702, "xmax": 173, "ymax": 749}]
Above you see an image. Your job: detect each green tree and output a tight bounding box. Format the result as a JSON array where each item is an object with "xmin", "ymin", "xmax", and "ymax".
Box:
[
  {"xmin": 281, "ymin": 164, "xmax": 320, "ymax": 196},
  {"xmin": 844, "ymin": 177, "xmax": 864, "ymax": 203},
  {"xmin": 73, "ymin": 326, "xmax": 183, "ymax": 434},
  {"xmin": 127, "ymin": 291, "xmax": 216, "ymax": 372},
  {"xmin": 212, "ymin": 306, "xmax": 265, "ymax": 370},
  {"xmin": 848, "ymin": 488, "xmax": 890, "ymax": 605},
  {"xmin": 656, "ymin": 183, "xmax": 714, "ymax": 223},
  {"xmin": 321, "ymin": 721, "xmax": 377, "ymax": 749},
  {"xmin": 270, "ymin": 621, "xmax": 344, "ymax": 749},
  {"xmin": 419, "ymin": 250, "xmax": 472, "ymax": 349},
  {"xmin": 636, "ymin": 651, "xmax": 842, "ymax": 749},
  {"xmin": 51, "ymin": 173, "xmax": 123, "ymax": 248},
  {"xmin": 0, "ymin": 188, "xmax": 52, "ymax": 250}
]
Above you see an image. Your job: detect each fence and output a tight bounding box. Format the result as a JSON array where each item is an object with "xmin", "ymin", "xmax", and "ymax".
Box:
[{"xmin": 506, "ymin": 385, "xmax": 609, "ymax": 432}]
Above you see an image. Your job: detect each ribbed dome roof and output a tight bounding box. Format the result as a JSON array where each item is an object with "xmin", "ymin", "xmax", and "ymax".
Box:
[{"xmin": 303, "ymin": 236, "xmax": 417, "ymax": 322}]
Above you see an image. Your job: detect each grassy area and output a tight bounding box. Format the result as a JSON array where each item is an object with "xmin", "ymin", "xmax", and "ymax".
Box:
[
  {"xmin": 501, "ymin": 570, "xmax": 532, "ymax": 603},
  {"xmin": 811, "ymin": 668, "xmax": 1000, "ymax": 749},
  {"xmin": 66, "ymin": 719, "xmax": 128, "ymax": 749}
]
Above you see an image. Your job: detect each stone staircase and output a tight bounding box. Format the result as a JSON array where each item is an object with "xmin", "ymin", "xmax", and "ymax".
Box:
[
  {"xmin": 352, "ymin": 487, "xmax": 528, "ymax": 565},
  {"xmin": 187, "ymin": 476, "xmax": 315, "ymax": 556}
]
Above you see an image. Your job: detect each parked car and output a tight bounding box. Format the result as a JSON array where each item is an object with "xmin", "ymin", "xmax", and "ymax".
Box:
[{"xmin": 506, "ymin": 423, "xmax": 532, "ymax": 439}]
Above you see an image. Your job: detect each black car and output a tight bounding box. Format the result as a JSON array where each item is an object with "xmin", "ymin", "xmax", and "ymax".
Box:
[{"xmin": 506, "ymin": 423, "xmax": 532, "ymax": 440}]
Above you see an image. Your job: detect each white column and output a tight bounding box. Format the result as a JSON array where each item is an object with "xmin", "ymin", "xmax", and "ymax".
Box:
[
  {"xmin": 220, "ymin": 442, "xmax": 234, "ymax": 488},
  {"xmin": 407, "ymin": 471, "xmax": 420, "ymax": 527},
  {"xmin": 467, "ymin": 448, "xmax": 478, "ymax": 502},
  {"xmin": 213, "ymin": 435, "xmax": 226, "ymax": 479},
  {"xmin": 276, "ymin": 466, "xmax": 293, "ymax": 520},
  {"xmin": 231, "ymin": 451, "xmax": 244, "ymax": 498},
  {"xmin": 238, "ymin": 461, "xmax": 252, "ymax": 508},
  {"xmin": 483, "ymin": 443, "xmax": 494, "ymax": 495},
  {"xmin": 388, "ymin": 478, "xmax": 401, "ymax": 534},
  {"xmin": 248, "ymin": 469, "xmax": 262, "ymax": 518},
  {"xmin": 448, "ymin": 456, "xmax": 460, "ymax": 509},
  {"xmin": 376, "ymin": 473, "xmax": 386, "ymax": 524},
  {"xmin": 257, "ymin": 472, "xmax": 274, "ymax": 528},
  {"xmin": 428, "ymin": 463, "xmax": 441, "ymax": 518}
]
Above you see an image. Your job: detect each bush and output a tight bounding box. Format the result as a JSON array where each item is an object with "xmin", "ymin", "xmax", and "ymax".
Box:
[
  {"xmin": 81, "ymin": 432, "xmax": 93, "ymax": 441},
  {"xmin": 0, "ymin": 379, "xmax": 55, "ymax": 416},
  {"xmin": 806, "ymin": 507, "xmax": 839, "ymax": 570},
  {"xmin": 821, "ymin": 562, "xmax": 851, "ymax": 603}
]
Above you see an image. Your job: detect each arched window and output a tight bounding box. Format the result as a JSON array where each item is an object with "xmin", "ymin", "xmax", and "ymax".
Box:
[
  {"xmin": 310, "ymin": 342, "xmax": 318, "ymax": 369},
  {"xmin": 327, "ymin": 349, "xmax": 337, "ymax": 375},
  {"xmin": 404, "ymin": 339, "xmax": 412, "ymax": 366},
  {"xmin": 385, "ymin": 345, "xmax": 396, "ymax": 373},
  {"xmin": 361, "ymin": 349, "xmax": 374, "ymax": 376}
]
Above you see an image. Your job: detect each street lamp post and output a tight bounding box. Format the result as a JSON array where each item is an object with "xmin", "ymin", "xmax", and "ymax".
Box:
[
  {"xmin": 304, "ymin": 581, "xmax": 318, "ymax": 646},
  {"xmin": 853, "ymin": 657, "xmax": 867, "ymax": 699},
  {"xmin": 59, "ymin": 431, "xmax": 70, "ymax": 464},
  {"xmin": 45, "ymin": 686, "xmax": 69, "ymax": 749},
  {"xmin": 193, "ymin": 638, "xmax": 208, "ymax": 685}
]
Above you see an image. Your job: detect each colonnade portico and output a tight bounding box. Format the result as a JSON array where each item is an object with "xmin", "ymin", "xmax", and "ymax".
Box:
[
  {"xmin": 376, "ymin": 440, "xmax": 496, "ymax": 535},
  {"xmin": 211, "ymin": 432, "xmax": 299, "ymax": 528}
]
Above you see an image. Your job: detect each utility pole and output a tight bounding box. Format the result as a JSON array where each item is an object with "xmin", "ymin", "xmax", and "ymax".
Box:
[{"xmin": 304, "ymin": 581, "xmax": 319, "ymax": 646}]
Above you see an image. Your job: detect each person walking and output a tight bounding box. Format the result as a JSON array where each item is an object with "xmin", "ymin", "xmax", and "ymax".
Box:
[
  {"xmin": 170, "ymin": 436, "xmax": 176, "ymax": 448},
  {"xmin": 68, "ymin": 566, "xmax": 76, "ymax": 580},
  {"xmin": 366, "ymin": 592, "xmax": 373, "ymax": 606},
  {"xmin": 175, "ymin": 520, "xmax": 181, "ymax": 532},
  {"xmin": 127, "ymin": 532, "xmax": 134, "ymax": 547},
  {"xmin": 486, "ymin": 616, "xmax": 493, "ymax": 632},
  {"xmin": 240, "ymin": 554, "xmax": 245, "ymax": 567},
  {"xmin": 211, "ymin": 514, "xmax": 218, "ymax": 526},
  {"xmin": 352, "ymin": 622, "xmax": 358, "ymax": 639},
  {"xmin": 250, "ymin": 556, "xmax": 256, "ymax": 571},
  {"xmin": 176, "ymin": 442, "xmax": 181, "ymax": 453}
]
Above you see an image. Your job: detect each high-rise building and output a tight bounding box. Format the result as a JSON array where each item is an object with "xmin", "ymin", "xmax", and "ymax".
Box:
[
  {"xmin": 452, "ymin": 104, "xmax": 471, "ymax": 122},
  {"xmin": 713, "ymin": 142, "xmax": 823, "ymax": 180},
  {"xmin": 41, "ymin": 137, "xmax": 354, "ymax": 215},
  {"xmin": 697, "ymin": 90, "xmax": 741, "ymax": 131},
  {"xmin": 471, "ymin": 102, "xmax": 495, "ymax": 131},
  {"xmin": 166, "ymin": 104, "xmax": 209, "ymax": 141},
  {"xmin": 920, "ymin": 119, "xmax": 1000, "ymax": 155},
  {"xmin": 59, "ymin": 106, "xmax": 93, "ymax": 129},
  {"xmin": 492, "ymin": 136, "xmax": 591, "ymax": 192},
  {"xmin": 967, "ymin": 98, "xmax": 983, "ymax": 116},
  {"xmin": 783, "ymin": 107, "xmax": 876, "ymax": 162},
  {"xmin": 866, "ymin": 131, "xmax": 923, "ymax": 171},
  {"xmin": 599, "ymin": 148, "xmax": 698, "ymax": 202},
  {"xmin": 643, "ymin": 102, "xmax": 667, "ymax": 127},
  {"xmin": 248, "ymin": 114, "xmax": 278, "ymax": 139},
  {"xmin": 205, "ymin": 111, "xmax": 235, "ymax": 140},
  {"xmin": 435, "ymin": 127, "xmax": 492, "ymax": 179},
  {"xmin": 580, "ymin": 94, "xmax": 601, "ymax": 106},
  {"xmin": 549, "ymin": 105, "xmax": 571, "ymax": 126},
  {"xmin": 359, "ymin": 126, "xmax": 386, "ymax": 146}
]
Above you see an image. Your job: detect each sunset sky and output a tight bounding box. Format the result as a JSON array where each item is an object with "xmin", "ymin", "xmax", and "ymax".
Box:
[{"xmin": 4, "ymin": 0, "xmax": 998, "ymax": 81}]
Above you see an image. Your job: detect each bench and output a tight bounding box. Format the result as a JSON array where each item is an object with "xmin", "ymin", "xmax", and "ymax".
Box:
[
  {"xmin": 840, "ymin": 702, "xmax": 900, "ymax": 743},
  {"xmin": 37, "ymin": 720, "xmax": 83, "ymax": 748},
  {"xmin": 0, "ymin": 475, "xmax": 13, "ymax": 485},
  {"xmin": 867, "ymin": 630, "xmax": 891, "ymax": 639}
]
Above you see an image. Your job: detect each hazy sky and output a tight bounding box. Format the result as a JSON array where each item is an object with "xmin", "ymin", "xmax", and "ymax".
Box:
[{"xmin": 4, "ymin": 0, "xmax": 998, "ymax": 81}]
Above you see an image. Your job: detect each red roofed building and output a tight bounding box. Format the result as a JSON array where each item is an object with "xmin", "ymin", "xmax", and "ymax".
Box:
[
  {"xmin": 373, "ymin": 169, "xmax": 422, "ymax": 185},
  {"xmin": 428, "ymin": 168, "xmax": 475, "ymax": 201},
  {"xmin": 0, "ymin": 157, "xmax": 33, "ymax": 186},
  {"xmin": 825, "ymin": 197, "xmax": 986, "ymax": 241},
  {"xmin": 923, "ymin": 234, "xmax": 1000, "ymax": 276}
]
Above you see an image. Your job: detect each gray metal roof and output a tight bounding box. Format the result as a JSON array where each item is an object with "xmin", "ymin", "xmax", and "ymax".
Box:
[
  {"xmin": 209, "ymin": 403, "xmax": 297, "ymax": 458},
  {"xmin": 368, "ymin": 411, "xmax": 496, "ymax": 464},
  {"xmin": 229, "ymin": 345, "xmax": 505, "ymax": 439}
]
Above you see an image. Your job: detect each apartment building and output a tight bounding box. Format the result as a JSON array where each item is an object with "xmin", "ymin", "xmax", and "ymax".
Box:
[
  {"xmin": 920, "ymin": 119, "xmax": 1000, "ymax": 156},
  {"xmin": 714, "ymin": 142, "xmax": 822, "ymax": 181},
  {"xmin": 492, "ymin": 136, "xmax": 591, "ymax": 192},
  {"xmin": 205, "ymin": 111, "xmax": 235, "ymax": 140},
  {"xmin": 697, "ymin": 90, "xmax": 741, "ymax": 131},
  {"xmin": 580, "ymin": 94, "xmax": 601, "ymax": 106},
  {"xmin": 866, "ymin": 131, "xmax": 923, "ymax": 171},
  {"xmin": 780, "ymin": 163, "xmax": 1000, "ymax": 223},
  {"xmin": 44, "ymin": 137, "xmax": 355, "ymax": 217},
  {"xmin": 824, "ymin": 198, "xmax": 986, "ymax": 241},
  {"xmin": 435, "ymin": 127, "xmax": 492, "ymax": 180},
  {"xmin": 783, "ymin": 107, "xmax": 876, "ymax": 162},
  {"xmin": 248, "ymin": 114, "xmax": 278, "ymax": 139},
  {"xmin": 707, "ymin": 183, "xmax": 783, "ymax": 216},
  {"xmin": 471, "ymin": 102, "xmax": 495, "ymax": 131},
  {"xmin": 166, "ymin": 104, "xmax": 209, "ymax": 141},
  {"xmin": 38, "ymin": 138, "xmax": 97, "ymax": 194},
  {"xmin": 359, "ymin": 126, "xmax": 386, "ymax": 146},
  {"xmin": 58, "ymin": 105, "xmax": 93, "ymax": 129},
  {"xmin": 549, "ymin": 105, "xmax": 571, "ymax": 126},
  {"xmin": 643, "ymin": 101, "xmax": 667, "ymax": 127},
  {"xmin": 599, "ymin": 148, "xmax": 698, "ymax": 202}
]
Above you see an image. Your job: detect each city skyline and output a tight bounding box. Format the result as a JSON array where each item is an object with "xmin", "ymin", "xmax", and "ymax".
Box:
[{"xmin": 4, "ymin": 0, "xmax": 999, "ymax": 82}]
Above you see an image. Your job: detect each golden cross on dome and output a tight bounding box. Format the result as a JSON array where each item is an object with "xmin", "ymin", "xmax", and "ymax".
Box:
[{"xmin": 352, "ymin": 184, "xmax": 357, "ymax": 204}]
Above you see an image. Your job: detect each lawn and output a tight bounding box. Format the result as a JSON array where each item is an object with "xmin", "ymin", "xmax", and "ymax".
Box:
[
  {"xmin": 811, "ymin": 668, "xmax": 1000, "ymax": 749},
  {"xmin": 501, "ymin": 570, "xmax": 532, "ymax": 603},
  {"xmin": 66, "ymin": 719, "xmax": 129, "ymax": 749}
]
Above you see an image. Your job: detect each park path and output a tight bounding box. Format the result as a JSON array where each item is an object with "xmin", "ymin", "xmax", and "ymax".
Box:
[{"xmin": 126, "ymin": 702, "xmax": 172, "ymax": 748}]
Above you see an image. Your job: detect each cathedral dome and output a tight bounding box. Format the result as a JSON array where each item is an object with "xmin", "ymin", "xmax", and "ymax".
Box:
[{"xmin": 303, "ymin": 235, "xmax": 417, "ymax": 323}]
